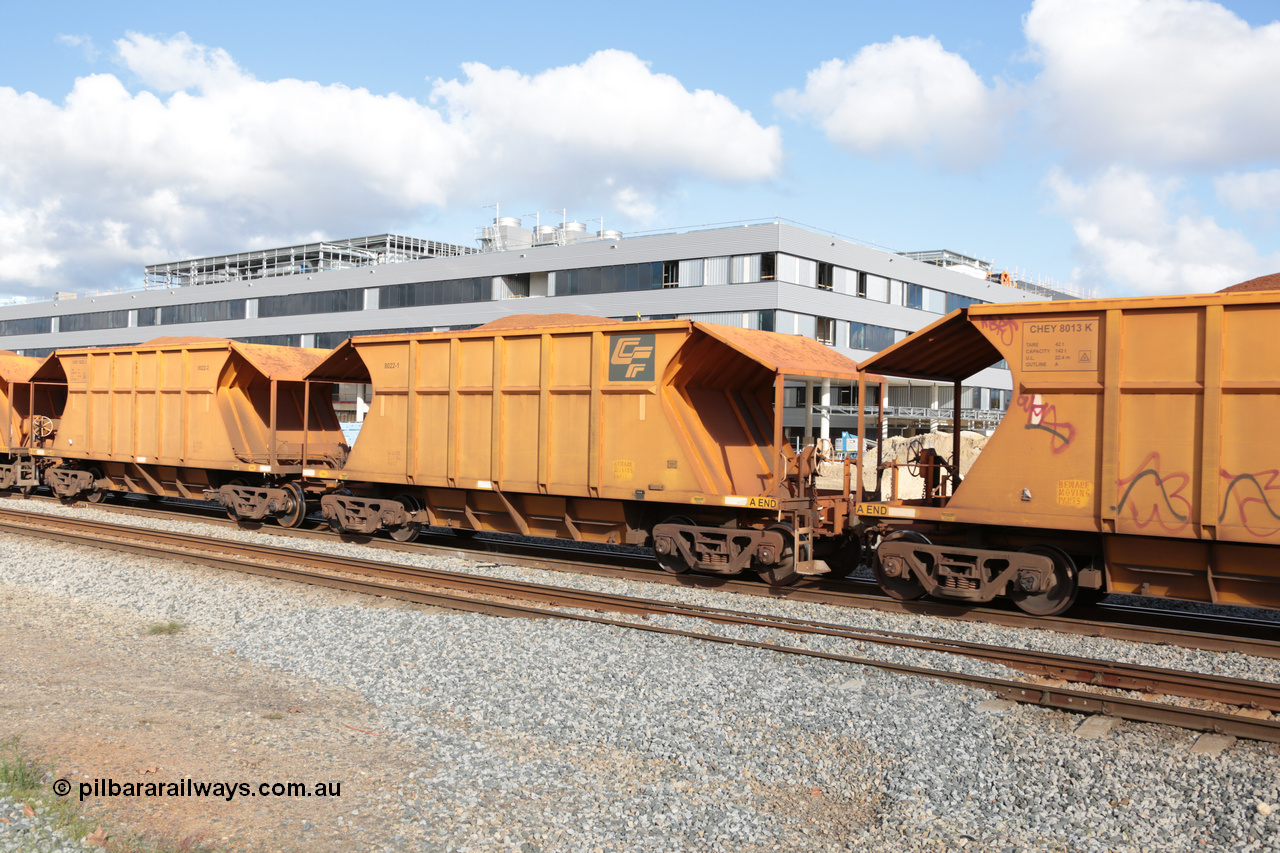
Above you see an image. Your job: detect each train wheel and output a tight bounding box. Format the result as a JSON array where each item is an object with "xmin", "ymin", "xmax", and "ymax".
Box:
[
  {"xmin": 756, "ymin": 523, "xmax": 801, "ymax": 586},
  {"xmin": 85, "ymin": 468, "xmax": 110, "ymax": 504},
  {"xmin": 223, "ymin": 478, "xmax": 247, "ymax": 521},
  {"xmin": 389, "ymin": 494, "xmax": 422, "ymax": 542},
  {"xmin": 654, "ymin": 516, "xmax": 694, "ymax": 574},
  {"xmin": 1012, "ymin": 544, "xmax": 1078, "ymax": 617},
  {"xmin": 871, "ymin": 530, "xmax": 929, "ymax": 600},
  {"xmin": 274, "ymin": 482, "xmax": 308, "ymax": 529}
]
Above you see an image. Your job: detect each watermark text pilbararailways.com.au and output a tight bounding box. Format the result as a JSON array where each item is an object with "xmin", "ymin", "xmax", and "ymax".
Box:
[{"xmin": 51, "ymin": 777, "xmax": 342, "ymax": 802}]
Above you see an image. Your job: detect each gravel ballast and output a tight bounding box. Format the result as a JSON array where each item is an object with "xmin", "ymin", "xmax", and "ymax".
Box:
[{"xmin": 1, "ymin": 501, "xmax": 1278, "ymax": 851}]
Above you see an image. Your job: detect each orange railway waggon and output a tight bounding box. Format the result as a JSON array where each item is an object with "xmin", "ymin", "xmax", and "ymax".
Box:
[
  {"xmin": 855, "ymin": 289, "xmax": 1280, "ymax": 615},
  {"xmin": 300, "ymin": 314, "xmax": 871, "ymax": 584}
]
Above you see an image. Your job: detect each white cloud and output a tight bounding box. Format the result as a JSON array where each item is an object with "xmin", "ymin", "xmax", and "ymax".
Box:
[
  {"xmin": 611, "ymin": 186, "xmax": 657, "ymax": 222},
  {"xmin": 1025, "ymin": 0, "xmax": 1280, "ymax": 167},
  {"xmin": 56, "ymin": 34, "xmax": 100, "ymax": 62},
  {"xmin": 776, "ymin": 35, "xmax": 1012, "ymax": 169},
  {"xmin": 435, "ymin": 50, "xmax": 780, "ymax": 186},
  {"xmin": 115, "ymin": 32, "xmax": 241, "ymax": 92},
  {"xmin": 0, "ymin": 35, "xmax": 780, "ymax": 297},
  {"xmin": 1048, "ymin": 166, "xmax": 1278, "ymax": 294},
  {"xmin": 1216, "ymin": 169, "xmax": 1280, "ymax": 213}
]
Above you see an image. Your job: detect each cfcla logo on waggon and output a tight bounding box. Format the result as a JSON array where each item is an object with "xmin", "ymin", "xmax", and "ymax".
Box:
[{"xmin": 608, "ymin": 334, "xmax": 655, "ymax": 381}]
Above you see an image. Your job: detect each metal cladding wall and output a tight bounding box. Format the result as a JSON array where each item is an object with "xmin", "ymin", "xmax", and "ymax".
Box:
[
  {"xmin": 310, "ymin": 314, "xmax": 862, "ymax": 507},
  {"xmin": 33, "ymin": 338, "xmax": 345, "ymax": 473},
  {"xmin": 869, "ymin": 290, "xmax": 1280, "ymax": 606},
  {"xmin": 0, "ymin": 223, "xmax": 1047, "ymax": 358},
  {"xmin": 0, "ymin": 353, "xmax": 50, "ymax": 453}
]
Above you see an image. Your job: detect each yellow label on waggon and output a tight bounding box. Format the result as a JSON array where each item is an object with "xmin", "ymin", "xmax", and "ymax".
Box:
[
  {"xmin": 856, "ymin": 503, "xmax": 919, "ymax": 519},
  {"xmin": 724, "ymin": 496, "xmax": 778, "ymax": 509},
  {"xmin": 1057, "ymin": 479, "xmax": 1093, "ymax": 508},
  {"xmin": 613, "ymin": 460, "xmax": 635, "ymax": 481}
]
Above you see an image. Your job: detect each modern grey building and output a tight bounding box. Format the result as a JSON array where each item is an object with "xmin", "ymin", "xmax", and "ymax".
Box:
[{"xmin": 0, "ymin": 218, "xmax": 1073, "ymax": 443}]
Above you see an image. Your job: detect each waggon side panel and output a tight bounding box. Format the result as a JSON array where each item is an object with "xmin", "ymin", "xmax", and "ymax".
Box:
[
  {"xmin": 53, "ymin": 348, "xmax": 240, "ymax": 470},
  {"xmin": 936, "ymin": 311, "xmax": 1106, "ymax": 532},
  {"xmin": 49, "ymin": 341, "xmax": 344, "ymax": 472},
  {"xmin": 944, "ymin": 295, "xmax": 1280, "ymax": 547},
  {"xmin": 341, "ymin": 326, "xmax": 723, "ymax": 500},
  {"xmin": 1218, "ymin": 303, "xmax": 1280, "ymax": 545}
]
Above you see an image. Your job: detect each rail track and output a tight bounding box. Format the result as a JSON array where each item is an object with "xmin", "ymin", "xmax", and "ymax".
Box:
[
  {"xmin": 1, "ymin": 503, "xmax": 1278, "ymax": 743},
  {"xmin": 7, "ymin": 491, "xmax": 1279, "ymax": 662}
]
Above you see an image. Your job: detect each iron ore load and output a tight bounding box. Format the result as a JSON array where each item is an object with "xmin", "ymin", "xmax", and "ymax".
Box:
[
  {"xmin": 857, "ymin": 288, "xmax": 1280, "ymax": 615},
  {"xmin": 305, "ymin": 314, "xmax": 869, "ymax": 584}
]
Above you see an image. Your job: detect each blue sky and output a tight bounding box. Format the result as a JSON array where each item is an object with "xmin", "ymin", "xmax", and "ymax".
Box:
[{"xmin": 2, "ymin": 0, "xmax": 1278, "ymax": 300}]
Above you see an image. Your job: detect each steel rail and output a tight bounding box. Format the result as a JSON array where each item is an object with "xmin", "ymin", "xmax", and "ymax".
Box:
[
  {"xmin": 7, "ymin": 493, "xmax": 1280, "ymax": 662},
  {"xmin": 2, "ymin": 508, "xmax": 1278, "ymax": 742}
]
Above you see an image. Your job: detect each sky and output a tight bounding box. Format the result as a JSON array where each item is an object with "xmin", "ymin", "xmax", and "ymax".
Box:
[{"xmin": 1, "ymin": 0, "xmax": 1278, "ymax": 301}]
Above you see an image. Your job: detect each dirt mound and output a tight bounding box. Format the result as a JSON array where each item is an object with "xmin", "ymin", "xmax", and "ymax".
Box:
[
  {"xmin": 876, "ymin": 430, "xmax": 989, "ymax": 474},
  {"xmin": 816, "ymin": 429, "xmax": 990, "ymax": 498},
  {"xmin": 1218, "ymin": 272, "xmax": 1280, "ymax": 293}
]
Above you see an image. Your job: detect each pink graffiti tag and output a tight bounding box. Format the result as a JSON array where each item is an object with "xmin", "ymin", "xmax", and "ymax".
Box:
[
  {"xmin": 1016, "ymin": 394, "xmax": 1075, "ymax": 453},
  {"xmin": 977, "ymin": 317, "xmax": 1018, "ymax": 347},
  {"xmin": 1116, "ymin": 452, "xmax": 1192, "ymax": 533},
  {"xmin": 1219, "ymin": 467, "xmax": 1280, "ymax": 537}
]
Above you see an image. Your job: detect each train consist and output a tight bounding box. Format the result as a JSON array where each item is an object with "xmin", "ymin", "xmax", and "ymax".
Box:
[
  {"xmin": 2, "ymin": 316, "xmax": 873, "ymax": 587},
  {"xmin": 3, "ymin": 291, "xmax": 1279, "ymax": 615}
]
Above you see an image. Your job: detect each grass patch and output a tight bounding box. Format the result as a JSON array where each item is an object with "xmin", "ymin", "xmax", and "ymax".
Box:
[
  {"xmin": 263, "ymin": 712, "xmax": 283, "ymax": 721},
  {"xmin": 1, "ymin": 732, "xmax": 226, "ymax": 845},
  {"xmin": 0, "ymin": 738, "xmax": 224, "ymax": 853},
  {"xmin": 0, "ymin": 737, "xmax": 43, "ymax": 792},
  {"xmin": 0, "ymin": 737, "xmax": 93, "ymax": 840},
  {"xmin": 144, "ymin": 620, "xmax": 184, "ymax": 635}
]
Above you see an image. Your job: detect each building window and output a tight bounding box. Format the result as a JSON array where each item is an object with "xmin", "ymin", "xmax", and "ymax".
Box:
[
  {"xmin": 849, "ymin": 322, "xmax": 897, "ymax": 352},
  {"xmin": 379, "ymin": 277, "xmax": 492, "ymax": 308},
  {"xmin": 0, "ymin": 316, "xmax": 52, "ymax": 337},
  {"xmin": 315, "ymin": 331, "xmax": 355, "ymax": 349},
  {"xmin": 662, "ymin": 261, "xmax": 679, "ymax": 288},
  {"xmin": 815, "ymin": 317, "xmax": 836, "ymax": 345},
  {"xmin": 946, "ymin": 292, "xmax": 984, "ymax": 313},
  {"xmin": 557, "ymin": 262, "xmax": 663, "ymax": 296},
  {"xmin": 60, "ymin": 310, "xmax": 131, "ymax": 333},
  {"xmin": 817, "ymin": 262, "xmax": 833, "ymax": 291},
  {"xmin": 860, "ymin": 273, "xmax": 889, "ymax": 302},
  {"xmin": 237, "ymin": 334, "xmax": 304, "ymax": 347},
  {"xmin": 499, "ymin": 274, "xmax": 530, "ymax": 299},
  {"xmin": 906, "ymin": 283, "xmax": 924, "ymax": 310},
  {"xmin": 150, "ymin": 300, "xmax": 247, "ymax": 325},
  {"xmin": 760, "ymin": 252, "xmax": 776, "ymax": 281},
  {"xmin": 259, "ymin": 289, "xmax": 365, "ymax": 318}
]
